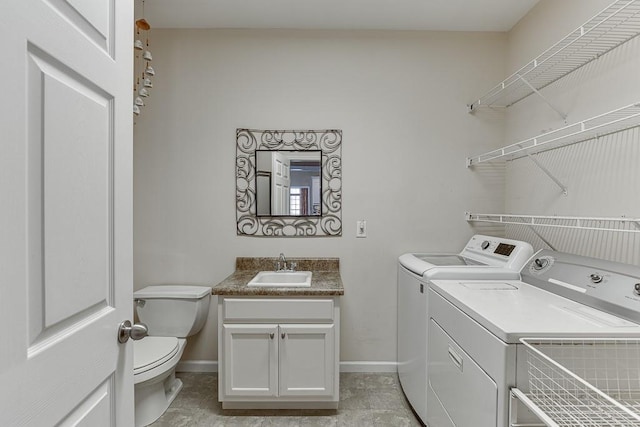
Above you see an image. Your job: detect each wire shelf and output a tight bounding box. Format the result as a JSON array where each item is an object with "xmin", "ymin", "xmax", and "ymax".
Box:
[
  {"xmin": 465, "ymin": 213, "xmax": 640, "ymax": 234},
  {"xmin": 520, "ymin": 338, "xmax": 640, "ymax": 426},
  {"xmin": 469, "ymin": 0, "xmax": 640, "ymax": 110},
  {"xmin": 467, "ymin": 103, "xmax": 640, "ymax": 166}
]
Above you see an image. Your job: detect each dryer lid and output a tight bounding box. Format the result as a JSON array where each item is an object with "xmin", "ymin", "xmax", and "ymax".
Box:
[{"xmin": 134, "ymin": 336, "xmax": 180, "ymax": 374}]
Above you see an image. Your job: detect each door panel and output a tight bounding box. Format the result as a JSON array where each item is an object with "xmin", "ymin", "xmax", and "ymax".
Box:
[
  {"xmin": 29, "ymin": 47, "xmax": 113, "ymax": 343},
  {"xmin": 271, "ymin": 152, "xmax": 291, "ymax": 215},
  {"xmin": 0, "ymin": 0, "xmax": 133, "ymax": 425},
  {"xmin": 428, "ymin": 319, "xmax": 498, "ymax": 427},
  {"xmin": 57, "ymin": 377, "xmax": 114, "ymax": 426},
  {"xmin": 46, "ymin": 0, "xmax": 114, "ymax": 54},
  {"xmin": 224, "ymin": 324, "xmax": 279, "ymax": 397},
  {"xmin": 279, "ymin": 324, "xmax": 335, "ymax": 396}
]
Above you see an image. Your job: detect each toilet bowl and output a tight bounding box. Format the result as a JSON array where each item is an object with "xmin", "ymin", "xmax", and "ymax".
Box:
[
  {"xmin": 133, "ymin": 285, "xmax": 211, "ymax": 427},
  {"xmin": 134, "ymin": 337, "xmax": 187, "ymax": 427}
]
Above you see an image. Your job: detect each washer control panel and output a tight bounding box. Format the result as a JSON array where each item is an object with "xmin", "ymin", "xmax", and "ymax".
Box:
[
  {"xmin": 461, "ymin": 235, "xmax": 534, "ymax": 271},
  {"xmin": 522, "ymin": 250, "xmax": 640, "ymax": 323}
]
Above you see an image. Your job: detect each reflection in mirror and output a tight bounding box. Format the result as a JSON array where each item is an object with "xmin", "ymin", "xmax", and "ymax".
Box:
[
  {"xmin": 236, "ymin": 128, "xmax": 342, "ymax": 237},
  {"xmin": 256, "ymin": 151, "xmax": 321, "ymax": 217}
]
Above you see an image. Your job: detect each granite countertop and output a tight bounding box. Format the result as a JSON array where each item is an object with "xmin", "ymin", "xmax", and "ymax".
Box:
[{"xmin": 212, "ymin": 257, "xmax": 344, "ymax": 296}]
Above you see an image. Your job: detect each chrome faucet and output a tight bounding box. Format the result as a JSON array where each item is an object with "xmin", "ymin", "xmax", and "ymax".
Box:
[{"xmin": 275, "ymin": 253, "xmax": 297, "ymax": 272}]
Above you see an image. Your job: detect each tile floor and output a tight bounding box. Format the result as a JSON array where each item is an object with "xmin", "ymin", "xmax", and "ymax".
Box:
[{"xmin": 150, "ymin": 372, "xmax": 423, "ymax": 427}]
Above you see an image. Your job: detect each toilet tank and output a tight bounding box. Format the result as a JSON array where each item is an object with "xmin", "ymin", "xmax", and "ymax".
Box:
[{"xmin": 134, "ymin": 285, "xmax": 211, "ymax": 337}]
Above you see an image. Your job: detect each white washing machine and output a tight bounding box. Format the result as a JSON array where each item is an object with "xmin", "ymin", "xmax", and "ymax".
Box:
[
  {"xmin": 397, "ymin": 235, "xmax": 534, "ymax": 424},
  {"xmin": 427, "ymin": 250, "xmax": 640, "ymax": 427}
]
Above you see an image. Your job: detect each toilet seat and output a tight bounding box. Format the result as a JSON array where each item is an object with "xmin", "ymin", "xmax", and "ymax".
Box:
[{"xmin": 134, "ymin": 337, "xmax": 180, "ymax": 375}]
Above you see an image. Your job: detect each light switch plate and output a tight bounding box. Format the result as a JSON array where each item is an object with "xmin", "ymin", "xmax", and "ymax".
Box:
[{"xmin": 356, "ymin": 220, "xmax": 367, "ymax": 238}]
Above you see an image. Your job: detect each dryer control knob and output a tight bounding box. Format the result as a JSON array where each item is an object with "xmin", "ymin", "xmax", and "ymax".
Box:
[
  {"xmin": 481, "ymin": 241, "xmax": 490, "ymax": 250},
  {"xmin": 590, "ymin": 274, "xmax": 603, "ymax": 284},
  {"xmin": 533, "ymin": 258, "xmax": 548, "ymax": 270},
  {"xmin": 634, "ymin": 283, "xmax": 640, "ymax": 296}
]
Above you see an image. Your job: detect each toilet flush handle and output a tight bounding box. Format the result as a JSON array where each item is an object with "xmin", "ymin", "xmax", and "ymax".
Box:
[{"xmin": 117, "ymin": 320, "xmax": 149, "ymax": 343}]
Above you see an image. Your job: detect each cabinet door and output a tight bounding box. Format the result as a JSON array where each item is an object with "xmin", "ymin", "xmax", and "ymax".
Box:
[
  {"xmin": 223, "ymin": 324, "xmax": 278, "ymax": 397},
  {"xmin": 279, "ymin": 324, "xmax": 335, "ymax": 397}
]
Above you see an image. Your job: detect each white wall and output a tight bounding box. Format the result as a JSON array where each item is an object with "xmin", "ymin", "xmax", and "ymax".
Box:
[
  {"xmin": 501, "ymin": 0, "xmax": 640, "ymax": 264},
  {"xmin": 133, "ymin": 29, "xmax": 507, "ymax": 364}
]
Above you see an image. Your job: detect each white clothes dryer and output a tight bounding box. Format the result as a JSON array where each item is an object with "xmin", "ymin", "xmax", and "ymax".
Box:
[
  {"xmin": 397, "ymin": 234, "xmax": 534, "ymax": 424},
  {"xmin": 427, "ymin": 250, "xmax": 640, "ymax": 427}
]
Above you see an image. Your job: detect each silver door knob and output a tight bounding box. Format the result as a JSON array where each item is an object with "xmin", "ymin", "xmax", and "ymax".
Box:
[{"xmin": 118, "ymin": 320, "xmax": 148, "ymax": 343}]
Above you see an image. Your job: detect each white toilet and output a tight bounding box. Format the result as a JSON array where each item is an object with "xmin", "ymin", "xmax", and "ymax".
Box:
[{"xmin": 133, "ymin": 285, "xmax": 211, "ymax": 427}]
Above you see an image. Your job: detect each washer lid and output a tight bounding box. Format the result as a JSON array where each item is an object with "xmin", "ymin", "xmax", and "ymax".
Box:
[
  {"xmin": 134, "ymin": 285, "xmax": 211, "ymax": 299},
  {"xmin": 134, "ymin": 336, "xmax": 180, "ymax": 374}
]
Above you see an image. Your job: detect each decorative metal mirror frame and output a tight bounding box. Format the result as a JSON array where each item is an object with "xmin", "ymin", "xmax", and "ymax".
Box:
[{"xmin": 236, "ymin": 128, "xmax": 342, "ymax": 237}]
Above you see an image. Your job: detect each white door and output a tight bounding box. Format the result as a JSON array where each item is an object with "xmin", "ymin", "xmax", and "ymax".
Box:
[
  {"xmin": 311, "ymin": 176, "xmax": 321, "ymax": 214},
  {"xmin": 0, "ymin": 1, "xmax": 134, "ymax": 425},
  {"xmin": 223, "ymin": 324, "xmax": 279, "ymax": 397},
  {"xmin": 279, "ymin": 324, "xmax": 335, "ymax": 397},
  {"xmin": 271, "ymin": 152, "xmax": 291, "ymax": 215}
]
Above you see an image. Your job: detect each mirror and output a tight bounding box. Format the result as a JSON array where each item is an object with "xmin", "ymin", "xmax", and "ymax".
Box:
[
  {"xmin": 236, "ymin": 129, "xmax": 342, "ymax": 237},
  {"xmin": 255, "ymin": 150, "xmax": 322, "ymax": 217}
]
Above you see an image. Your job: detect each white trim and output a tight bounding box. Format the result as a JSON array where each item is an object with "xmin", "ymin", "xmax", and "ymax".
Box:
[
  {"xmin": 176, "ymin": 360, "xmax": 218, "ymax": 373},
  {"xmin": 176, "ymin": 360, "xmax": 398, "ymax": 374},
  {"xmin": 339, "ymin": 361, "xmax": 397, "ymax": 373}
]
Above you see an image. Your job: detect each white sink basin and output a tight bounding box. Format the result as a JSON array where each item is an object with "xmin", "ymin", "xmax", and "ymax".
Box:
[{"xmin": 248, "ymin": 271, "xmax": 313, "ymax": 287}]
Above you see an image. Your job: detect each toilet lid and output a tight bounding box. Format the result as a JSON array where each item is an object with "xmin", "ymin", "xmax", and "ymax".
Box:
[{"xmin": 133, "ymin": 337, "xmax": 180, "ymax": 374}]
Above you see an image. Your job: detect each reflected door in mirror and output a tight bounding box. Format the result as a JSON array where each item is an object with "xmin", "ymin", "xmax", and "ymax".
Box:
[{"xmin": 256, "ymin": 150, "xmax": 321, "ymax": 217}]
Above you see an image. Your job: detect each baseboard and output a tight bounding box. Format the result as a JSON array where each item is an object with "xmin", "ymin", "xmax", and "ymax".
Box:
[
  {"xmin": 176, "ymin": 360, "xmax": 397, "ymax": 374},
  {"xmin": 339, "ymin": 361, "xmax": 397, "ymax": 373},
  {"xmin": 176, "ymin": 360, "xmax": 218, "ymax": 373}
]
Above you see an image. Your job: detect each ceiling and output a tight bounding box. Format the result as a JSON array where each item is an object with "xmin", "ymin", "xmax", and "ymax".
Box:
[{"xmin": 143, "ymin": 0, "xmax": 540, "ymax": 31}]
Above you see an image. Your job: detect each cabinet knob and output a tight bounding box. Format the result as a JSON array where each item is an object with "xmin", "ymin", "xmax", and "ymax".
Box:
[
  {"xmin": 281, "ymin": 333, "xmax": 286, "ymax": 339},
  {"xmin": 269, "ymin": 333, "xmax": 274, "ymax": 339}
]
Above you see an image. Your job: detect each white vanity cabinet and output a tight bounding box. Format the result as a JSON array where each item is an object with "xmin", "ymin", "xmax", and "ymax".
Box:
[{"xmin": 218, "ymin": 296, "xmax": 340, "ymax": 409}]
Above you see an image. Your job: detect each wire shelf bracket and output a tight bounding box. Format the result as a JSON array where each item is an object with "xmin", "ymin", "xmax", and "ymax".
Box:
[
  {"xmin": 524, "ymin": 152, "xmax": 567, "ymax": 195},
  {"xmin": 526, "ymin": 225, "xmax": 558, "ymax": 251},
  {"xmin": 516, "ymin": 74, "xmax": 567, "ymax": 121},
  {"xmin": 468, "ymin": 0, "xmax": 640, "ymax": 111}
]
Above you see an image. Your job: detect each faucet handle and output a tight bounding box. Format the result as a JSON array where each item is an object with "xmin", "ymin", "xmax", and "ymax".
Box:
[
  {"xmin": 289, "ymin": 262, "xmax": 297, "ymax": 271},
  {"xmin": 275, "ymin": 261, "xmax": 281, "ymax": 271}
]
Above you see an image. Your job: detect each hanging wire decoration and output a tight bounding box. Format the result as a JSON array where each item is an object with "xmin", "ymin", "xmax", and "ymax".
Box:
[
  {"xmin": 236, "ymin": 129, "xmax": 342, "ymax": 237},
  {"xmin": 133, "ymin": 0, "xmax": 153, "ymax": 117}
]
